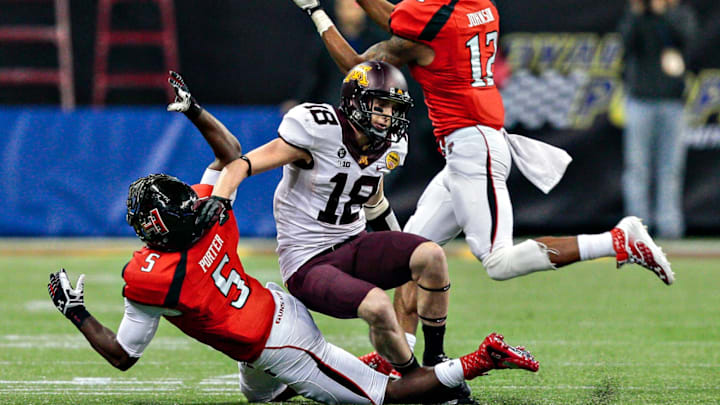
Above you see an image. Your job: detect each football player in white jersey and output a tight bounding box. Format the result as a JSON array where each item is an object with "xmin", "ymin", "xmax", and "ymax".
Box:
[{"xmin": 201, "ymin": 61, "xmax": 537, "ymax": 384}]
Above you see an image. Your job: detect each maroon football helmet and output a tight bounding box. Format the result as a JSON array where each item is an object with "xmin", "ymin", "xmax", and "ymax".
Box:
[{"xmin": 339, "ymin": 60, "xmax": 413, "ymax": 147}]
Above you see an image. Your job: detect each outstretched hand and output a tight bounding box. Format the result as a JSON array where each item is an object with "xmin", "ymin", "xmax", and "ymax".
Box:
[
  {"xmin": 48, "ymin": 269, "xmax": 91, "ymax": 328},
  {"xmin": 48, "ymin": 269, "xmax": 85, "ymax": 315},
  {"xmin": 167, "ymin": 70, "xmax": 194, "ymax": 112},
  {"xmin": 167, "ymin": 71, "xmax": 203, "ymax": 118}
]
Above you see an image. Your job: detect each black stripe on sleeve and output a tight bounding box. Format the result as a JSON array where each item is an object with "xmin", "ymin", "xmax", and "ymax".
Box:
[
  {"xmin": 418, "ymin": 0, "xmax": 460, "ymax": 42},
  {"xmin": 163, "ymin": 251, "xmax": 187, "ymax": 307},
  {"xmin": 121, "ymin": 261, "xmax": 130, "ymax": 298}
]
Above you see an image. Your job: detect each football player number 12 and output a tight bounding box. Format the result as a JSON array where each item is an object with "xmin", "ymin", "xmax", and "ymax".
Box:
[{"xmin": 466, "ymin": 31, "xmax": 498, "ymax": 87}]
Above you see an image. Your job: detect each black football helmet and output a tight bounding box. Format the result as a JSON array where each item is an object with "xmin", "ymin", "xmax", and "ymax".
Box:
[
  {"xmin": 126, "ymin": 174, "xmax": 204, "ymax": 252},
  {"xmin": 339, "ymin": 60, "xmax": 413, "ymax": 147}
]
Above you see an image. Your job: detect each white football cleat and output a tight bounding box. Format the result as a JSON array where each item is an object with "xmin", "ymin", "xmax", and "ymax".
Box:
[{"xmin": 611, "ymin": 216, "xmax": 674, "ymax": 285}]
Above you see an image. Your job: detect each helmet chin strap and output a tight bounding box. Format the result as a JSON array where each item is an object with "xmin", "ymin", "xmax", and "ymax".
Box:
[{"xmin": 366, "ymin": 126, "xmax": 388, "ymax": 146}]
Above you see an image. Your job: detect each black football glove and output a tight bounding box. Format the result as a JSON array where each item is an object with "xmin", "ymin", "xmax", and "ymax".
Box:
[
  {"xmin": 167, "ymin": 70, "xmax": 203, "ymax": 119},
  {"xmin": 195, "ymin": 196, "xmax": 233, "ymax": 230},
  {"xmin": 48, "ymin": 269, "xmax": 91, "ymax": 328}
]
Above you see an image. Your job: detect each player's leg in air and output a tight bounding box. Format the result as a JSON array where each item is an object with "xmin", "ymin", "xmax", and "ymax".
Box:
[
  {"xmin": 435, "ymin": 126, "xmax": 673, "ymax": 285},
  {"xmin": 240, "ymin": 284, "xmax": 539, "ymax": 404},
  {"xmin": 394, "ymin": 126, "xmax": 674, "ymax": 351}
]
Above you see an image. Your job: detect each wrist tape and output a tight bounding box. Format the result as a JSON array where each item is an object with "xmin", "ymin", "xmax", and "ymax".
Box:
[
  {"xmin": 184, "ymin": 99, "xmax": 203, "ymax": 120},
  {"xmin": 364, "ymin": 197, "xmax": 401, "ymax": 231},
  {"xmin": 310, "ymin": 9, "xmax": 334, "ymax": 35}
]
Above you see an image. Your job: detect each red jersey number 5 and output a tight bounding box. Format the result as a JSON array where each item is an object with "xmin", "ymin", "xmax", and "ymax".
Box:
[{"xmin": 212, "ymin": 254, "xmax": 251, "ymax": 309}]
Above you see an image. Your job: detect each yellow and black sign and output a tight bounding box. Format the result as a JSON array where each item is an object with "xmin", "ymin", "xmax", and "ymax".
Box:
[{"xmin": 343, "ymin": 65, "xmax": 373, "ymax": 87}]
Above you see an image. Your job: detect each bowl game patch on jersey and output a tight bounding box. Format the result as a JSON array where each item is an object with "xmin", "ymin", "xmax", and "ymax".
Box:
[{"xmin": 386, "ymin": 152, "xmax": 400, "ymax": 170}]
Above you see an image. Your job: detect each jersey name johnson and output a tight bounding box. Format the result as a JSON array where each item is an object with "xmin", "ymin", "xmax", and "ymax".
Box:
[
  {"xmin": 274, "ymin": 103, "xmax": 407, "ymax": 281},
  {"xmin": 390, "ymin": 0, "xmax": 504, "ymax": 137}
]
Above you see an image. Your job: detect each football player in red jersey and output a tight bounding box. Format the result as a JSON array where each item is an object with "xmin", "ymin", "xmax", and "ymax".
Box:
[
  {"xmin": 47, "ymin": 71, "xmax": 538, "ymax": 404},
  {"xmin": 291, "ymin": 0, "xmax": 675, "ymax": 382}
]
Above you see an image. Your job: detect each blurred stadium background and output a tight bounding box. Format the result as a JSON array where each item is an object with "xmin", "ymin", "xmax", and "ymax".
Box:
[{"xmin": 1, "ymin": 0, "xmax": 719, "ymax": 238}]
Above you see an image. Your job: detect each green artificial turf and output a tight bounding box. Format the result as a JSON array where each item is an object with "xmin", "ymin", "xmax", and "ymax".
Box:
[{"xmin": 1, "ymin": 243, "xmax": 718, "ymax": 404}]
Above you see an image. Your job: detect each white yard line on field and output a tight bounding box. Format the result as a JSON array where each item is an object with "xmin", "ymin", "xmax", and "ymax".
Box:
[
  {"xmin": 0, "ymin": 334, "xmax": 192, "ymax": 350},
  {"xmin": 483, "ymin": 385, "xmax": 720, "ymax": 391},
  {"xmin": 22, "ymin": 300, "xmax": 120, "ymax": 313},
  {"xmin": 450, "ymin": 337, "xmax": 720, "ymax": 347},
  {"xmin": 0, "ymin": 377, "xmax": 183, "ymax": 385},
  {"xmin": 558, "ymin": 362, "xmax": 719, "ymax": 368},
  {"xmin": 0, "ymin": 375, "xmax": 245, "ymax": 395},
  {"xmin": 199, "ymin": 374, "xmax": 240, "ymax": 385}
]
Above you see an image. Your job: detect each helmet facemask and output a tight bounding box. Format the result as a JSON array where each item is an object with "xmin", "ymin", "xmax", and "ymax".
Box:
[{"xmin": 354, "ymin": 90, "xmax": 412, "ymax": 147}]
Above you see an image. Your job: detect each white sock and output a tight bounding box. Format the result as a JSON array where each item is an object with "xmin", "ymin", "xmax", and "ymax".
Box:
[
  {"xmin": 433, "ymin": 358, "xmax": 464, "ymax": 388},
  {"xmin": 577, "ymin": 232, "xmax": 614, "ymax": 260},
  {"xmin": 405, "ymin": 333, "xmax": 417, "ymax": 352}
]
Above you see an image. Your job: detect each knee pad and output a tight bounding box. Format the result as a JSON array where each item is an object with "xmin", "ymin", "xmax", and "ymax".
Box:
[{"xmin": 481, "ymin": 240, "xmax": 556, "ymax": 281}]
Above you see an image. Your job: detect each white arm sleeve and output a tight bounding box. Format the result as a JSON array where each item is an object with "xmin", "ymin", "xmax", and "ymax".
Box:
[
  {"xmin": 200, "ymin": 168, "xmax": 237, "ymax": 203},
  {"xmin": 277, "ymin": 104, "xmax": 316, "ymax": 151},
  {"xmin": 397, "ymin": 137, "xmax": 408, "ymax": 166},
  {"xmin": 116, "ymin": 298, "xmax": 168, "ymax": 358}
]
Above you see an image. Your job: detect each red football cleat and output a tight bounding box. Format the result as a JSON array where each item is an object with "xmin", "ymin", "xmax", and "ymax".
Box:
[
  {"xmin": 460, "ymin": 333, "xmax": 539, "ymax": 379},
  {"xmin": 359, "ymin": 351, "xmax": 401, "ymax": 380},
  {"xmin": 611, "ymin": 216, "xmax": 674, "ymax": 285}
]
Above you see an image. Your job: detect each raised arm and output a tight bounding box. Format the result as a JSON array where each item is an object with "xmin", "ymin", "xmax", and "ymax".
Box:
[
  {"xmin": 166, "ymin": 71, "xmax": 243, "ymax": 170},
  {"xmin": 356, "ymin": 0, "xmax": 395, "ymax": 32},
  {"xmin": 48, "ymin": 269, "xmax": 139, "ymax": 371},
  {"xmin": 194, "ymin": 137, "xmax": 311, "ymax": 229},
  {"xmin": 291, "ymin": 0, "xmax": 432, "ymax": 73},
  {"xmin": 211, "ymin": 138, "xmax": 311, "ymax": 199}
]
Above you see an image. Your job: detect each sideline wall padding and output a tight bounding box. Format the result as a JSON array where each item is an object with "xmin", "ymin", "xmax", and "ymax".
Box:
[{"xmin": 0, "ymin": 107, "xmax": 282, "ymax": 237}]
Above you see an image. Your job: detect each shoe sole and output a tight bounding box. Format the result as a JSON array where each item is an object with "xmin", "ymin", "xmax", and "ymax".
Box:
[{"xmin": 620, "ymin": 216, "xmax": 675, "ymax": 285}]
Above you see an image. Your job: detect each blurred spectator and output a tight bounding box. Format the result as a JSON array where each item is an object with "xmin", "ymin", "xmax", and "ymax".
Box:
[
  {"xmin": 280, "ymin": 0, "xmax": 387, "ymax": 111},
  {"xmin": 618, "ymin": 0, "xmax": 698, "ymax": 239}
]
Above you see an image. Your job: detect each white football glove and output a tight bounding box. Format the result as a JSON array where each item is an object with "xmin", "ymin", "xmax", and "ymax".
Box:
[
  {"xmin": 48, "ymin": 269, "xmax": 85, "ymax": 315},
  {"xmin": 167, "ymin": 70, "xmax": 193, "ymax": 113},
  {"xmin": 292, "ymin": 0, "xmax": 321, "ymax": 15}
]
